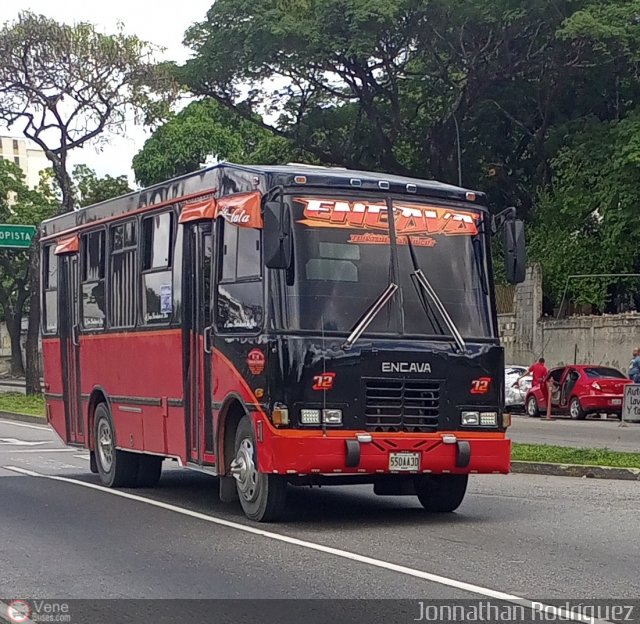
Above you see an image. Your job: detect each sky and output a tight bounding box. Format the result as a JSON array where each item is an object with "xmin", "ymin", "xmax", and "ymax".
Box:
[{"xmin": 1, "ymin": 0, "xmax": 214, "ymax": 184}]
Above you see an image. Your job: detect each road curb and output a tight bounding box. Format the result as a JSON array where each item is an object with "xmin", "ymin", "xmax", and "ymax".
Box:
[
  {"xmin": 0, "ymin": 411, "xmax": 47, "ymax": 425},
  {"xmin": 512, "ymin": 460, "xmax": 640, "ymax": 481}
]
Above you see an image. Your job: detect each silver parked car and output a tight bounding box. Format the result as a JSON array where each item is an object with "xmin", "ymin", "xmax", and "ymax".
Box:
[{"xmin": 505, "ymin": 365, "xmax": 532, "ymax": 410}]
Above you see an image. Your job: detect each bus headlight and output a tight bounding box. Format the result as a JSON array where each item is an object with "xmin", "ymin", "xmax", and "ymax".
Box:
[
  {"xmin": 480, "ymin": 412, "xmax": 498, "ymax": 426},
  {"xmin": 322, "ymin": 409, "xmax": 342, "ymax": 425},
  {"xmin": 461, "ymin": 411, "xmax": 479, "ymax": 426},
  {"xmin": 300, "ymin": 409, "xmax": 321, "ymax": 425}
]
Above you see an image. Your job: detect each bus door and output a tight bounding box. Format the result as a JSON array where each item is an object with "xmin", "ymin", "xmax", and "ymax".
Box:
[
  {"xmin": 58, "ymin": 249, "xmax": 83, "ymax": 444},
  {"xmin": 182, "ymin": 222, "xmax": 215, "ymax": 466}
]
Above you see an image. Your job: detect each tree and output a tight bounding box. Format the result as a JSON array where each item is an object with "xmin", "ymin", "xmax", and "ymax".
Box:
[
  {"xmin": 133, "ymin": 98, "xmax": 309, "ymax": 186},
  {"xmin": 0, "ymin": 160, "xmax": 55, "ymax": 376},
  {"xmin": 529, "ymin": 115, "xmax": 640, "ymax": 312},
  {"xmin": 0, "ymin": 12, "xmax": 175, "ymax": 393},
  {"xmin": 170, "ymin": 0, "xmax": 640, "ymax": 310},
  {"xmin": 71, "ymin": 165, "xmax": 132, "ymax": 208},
  {"xmin": 0, "ymin": 12, "xmax": 173, "ymax": 212},
  {"xmin": 180, "ymin": 1, "xmax": 612, "ymax": 203}
]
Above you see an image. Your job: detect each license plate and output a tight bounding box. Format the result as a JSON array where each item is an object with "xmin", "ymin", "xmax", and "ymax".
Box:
[
  {"xmin": 611, "ymin": 399, "xmax": 622, "ymax": 406},
  {"xmin": 389, "ymin": 452, "xmax": 420, "ymax": 472}
]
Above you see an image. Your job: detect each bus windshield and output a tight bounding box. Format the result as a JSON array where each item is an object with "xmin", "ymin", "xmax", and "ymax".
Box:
[{"xmin": 279, "ymin": 195, "xmax": 495, "ymax": 339}]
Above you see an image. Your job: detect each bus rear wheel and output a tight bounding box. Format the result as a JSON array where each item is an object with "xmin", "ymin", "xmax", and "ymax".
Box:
[
  {"xmin": 94, "ymin": 403, "xmax": 139, "ymax": 488},
  {"xmin": 231, "ymin": 416, "xmax": 287, "ymax": 522},
  {"xmin": 414, "ymin": 474, "xmax": 468, "ymax": 513}
]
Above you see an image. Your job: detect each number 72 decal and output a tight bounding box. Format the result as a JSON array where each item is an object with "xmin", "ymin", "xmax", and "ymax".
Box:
[
  {"xmin": 471, "ymin": 377, "xmax": 491, "ymax": 394},
  {"xmin": 312, "ymin": 373, "xmax": 336, "ymax": 391}
]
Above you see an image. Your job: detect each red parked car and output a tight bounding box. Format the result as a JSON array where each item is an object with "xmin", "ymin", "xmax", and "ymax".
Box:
[{"xmin": 525, "ymin": 365, "xmax": 632, "ymax": 419}]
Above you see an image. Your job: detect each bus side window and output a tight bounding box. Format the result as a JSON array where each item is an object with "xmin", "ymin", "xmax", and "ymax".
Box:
[
  {"xmin": 42, "ymin": 245, "xmax": 58, "ymax": 334},
  {"xmin": 140, "ymin": 212, "xmax": 174, "ymax": 325},
  {"xmin": 216, "ymin": 221, "xmax": 263, "ymax": 332},
  {"xmin": 109, "ymin": 219, "xmax": 138, "ymax": 328},
  {"xmin": 80, "ymin": 230, "xmax": 106, "ymax": 330}
]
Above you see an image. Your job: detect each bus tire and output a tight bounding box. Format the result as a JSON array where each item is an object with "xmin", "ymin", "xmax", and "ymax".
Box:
[
  {"xmin": 414, "ymin": 474, "xmax": 468, "ymax": 513},
  {"xmin": 232, "ymin": 416, "xmax": 287, "ymax": 522},
  {"xmin": 89, "ymin": 451, "xmax": 98, "ymax": 474},
  {"xmin": 93, "ymin": 403, "xmax": 139, "ymax": 488},
  {"xmin": 136, "ymin": 455, "xmax": 163, "ymax": 488}
]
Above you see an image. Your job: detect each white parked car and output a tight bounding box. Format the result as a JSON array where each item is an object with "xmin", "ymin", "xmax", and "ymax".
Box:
[{"xmin": 505, "ymin": 365, "xmax": 532, "ymax": 410}]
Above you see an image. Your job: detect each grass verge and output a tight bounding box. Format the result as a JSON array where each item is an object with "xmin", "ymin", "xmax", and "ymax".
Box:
[
  {"xmin": 512, "ymin": 443, "xmax": 640, "ymax": 469},
  {"xmin": 0, "ymin": 392, "xmax": 45, "ymax": 417}
]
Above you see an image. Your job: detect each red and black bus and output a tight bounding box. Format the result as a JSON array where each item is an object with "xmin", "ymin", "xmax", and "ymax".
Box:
[{"xmin": 41, "ymin": 163, "xmax": 526, "ymax": 521}]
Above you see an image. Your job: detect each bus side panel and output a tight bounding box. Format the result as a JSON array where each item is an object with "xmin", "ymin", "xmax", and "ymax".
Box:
[
  {"xmin": 78, "ymin": 330, "xmax": 185, "ymax": 459},
  {"xmin": 42, "ymin": 337, "xmax": 68, "ymax": 443}
]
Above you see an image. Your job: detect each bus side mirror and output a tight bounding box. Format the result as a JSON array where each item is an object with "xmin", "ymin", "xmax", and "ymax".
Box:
[
  {"xmin": 264, "ymin": 200, "xmax": 292, "ymax": 269},
  {"xmin": 503, "ymin": 218, "xmax": 526, "ymax": 284}
]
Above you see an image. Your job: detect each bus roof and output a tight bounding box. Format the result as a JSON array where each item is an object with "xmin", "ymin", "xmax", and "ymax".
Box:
[{"xmin": 41, "ymin": 162, "xmax": 487, "ymax": 238}]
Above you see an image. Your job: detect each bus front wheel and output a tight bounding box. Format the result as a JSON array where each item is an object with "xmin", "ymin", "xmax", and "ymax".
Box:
[
  {"xmin": 414, "ymin": 474, "xmax": 468, "ymax": 513},
  {"xmin": 231, "ymin": 416, "xmax": 287, "ymax": 522},
  {"xmin": 93, "ymin": 403, "xmax": 139, "ymax": 488}
]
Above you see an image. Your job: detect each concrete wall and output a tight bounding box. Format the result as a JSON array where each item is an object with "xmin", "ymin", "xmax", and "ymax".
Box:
[
  {"xmin": 498, "ymin": 265, "xmax": 542, "ymax": 365},
  {"xmin": 539, "ymin": 314, "xmax": 640, "ymax": 371},
  {"xmin": 498, "ymin": 265, "xmax": 640, "ymax": 372}
]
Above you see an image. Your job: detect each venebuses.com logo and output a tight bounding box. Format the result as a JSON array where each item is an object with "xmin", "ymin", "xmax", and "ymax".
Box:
[
  {"xmin": 3, "ymin": 599, "xmax": 71, "ymax": 623},
  {"xmin": 6, "ymin": 600, "xmax": 31, "ymax": 623}
]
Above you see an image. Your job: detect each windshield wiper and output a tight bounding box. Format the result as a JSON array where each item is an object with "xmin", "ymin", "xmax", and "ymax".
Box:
[
  {"xmin": 342, "ymin": 282, "xmax": 399, "ymax": 350},
  {"xmin": 406, "ymin": 238, "xmax": 467, "ymax": 353}
]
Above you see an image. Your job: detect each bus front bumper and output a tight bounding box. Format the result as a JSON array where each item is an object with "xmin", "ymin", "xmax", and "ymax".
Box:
[{"xmin": 255, "ymin": 420, "xmax": 511, "ymax": 476}]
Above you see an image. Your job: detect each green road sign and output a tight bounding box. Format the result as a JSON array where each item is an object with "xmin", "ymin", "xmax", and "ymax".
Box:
[{"xmin": 0, "ymin": 224, "xmax": 37, "ymax": 249}]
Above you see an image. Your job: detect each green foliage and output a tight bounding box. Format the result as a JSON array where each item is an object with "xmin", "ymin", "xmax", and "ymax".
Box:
[
  {"xmin": 0, "ymin": 392, "xmax": 45, "ymax": 417},
  {"xmin": 133, "ymin": 0, "xmax": 640, "ymax": 308},
  {"xmin": 0, "ymin": 160, "xmax": 55, "ymax": 373},
  {"xmin": 529, "ymin": 115, "xmax": 640, "ymax": 310},
  {"xmin": 512, "ymin": 443, "xmax": 640, "ymax": 469},
  {"xmin": 0, "ymin": 160, "xmax": 55, "ymax": 226},
  {"xmin": 72, "ymin": 165, "xmax": 132, "ymax": 207},
  {"xmin": 132, "ymin": 99, "xmax": 310, "ymax": 185},
  {"xmin": 37, "ymin": 164, "xmax": 132, "ymax": 208}
]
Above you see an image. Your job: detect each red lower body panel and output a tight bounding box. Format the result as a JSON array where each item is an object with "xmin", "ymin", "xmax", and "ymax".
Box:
[
  {"xmin": 580, "ymin": 394, "xmax": 623, "ymax": 411},
  {"xmin": 256, "ymin": 418, "xmax": 510, "ymax": 476}
]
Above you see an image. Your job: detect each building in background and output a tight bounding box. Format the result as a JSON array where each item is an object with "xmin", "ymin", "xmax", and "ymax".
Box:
[{"xmin": 0, "ymin": 136, "xmax": 49, "ymax": 188}]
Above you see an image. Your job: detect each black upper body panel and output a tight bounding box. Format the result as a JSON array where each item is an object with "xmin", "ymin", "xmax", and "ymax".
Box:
[{"xmin": 41, "ymin": 163, "xmax": 487, "ymax": 238}]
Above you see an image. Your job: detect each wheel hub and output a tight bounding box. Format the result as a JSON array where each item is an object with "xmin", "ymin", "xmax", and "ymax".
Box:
[
  {"xmin": 230, "ymin": 438, "xmax": 259, "ymax": 502},
  {"xmin": 570, "ymin": 400, "xmax": 579, "ymax": 418},
  {"xmin": 97, "ymin": 420, "xmax": 113, "ymax": 471}
]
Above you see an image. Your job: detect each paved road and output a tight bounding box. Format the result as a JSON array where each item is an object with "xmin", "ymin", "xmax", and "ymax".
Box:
[
  {"xmin": 509, "ymin": 414, "xmax": 640, "ymax": 452},
  {"xmin": 0, "ymin": 418, "xmax": 638, "ymax": 622}
]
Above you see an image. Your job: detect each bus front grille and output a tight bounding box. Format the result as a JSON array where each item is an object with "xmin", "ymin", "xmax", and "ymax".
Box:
[{"xmin": 364, "ymin": 378, "xmax": 440, "ymax": 432}]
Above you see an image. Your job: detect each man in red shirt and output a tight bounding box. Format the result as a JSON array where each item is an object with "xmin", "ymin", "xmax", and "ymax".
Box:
[{"xmin": 515, "ymin": 357, "xmax": 553, "ymax": 420}]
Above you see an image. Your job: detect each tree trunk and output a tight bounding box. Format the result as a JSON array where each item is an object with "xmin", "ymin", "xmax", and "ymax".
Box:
[
  {"xmin": 25, "ymin": 233, "xmax": 41, "ymax": 395},
  {"xmin": 51, "ymin": 151, "xmax": 75, "ymax": 214},
  {"xmin": 5, "ymin": 313, "xmax": 25, "ymax": 377}
]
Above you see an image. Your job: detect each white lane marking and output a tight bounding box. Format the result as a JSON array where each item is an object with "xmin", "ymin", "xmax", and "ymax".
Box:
[
  {"xmin": 0, "ymin": 448, "xmax": 79, "ymax": 454},
  {"xmin": 2, "ymin": 465, "xmax": 604, "ymax": 624},
  {"xmin": 74, "ymin": 454, "xmax": 89, "ymax": 459},
  {"xmin": 0, "ymin": 419, "xmax": 50, "ymax": 431},
  {"xmin": 0, "ymin": 438, "xmax": 46, "ymax": 446}
]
